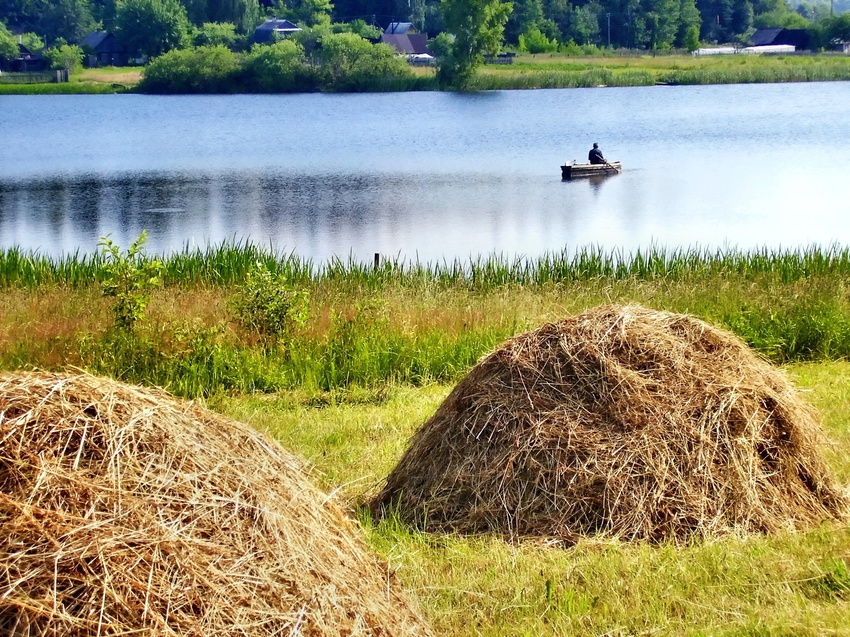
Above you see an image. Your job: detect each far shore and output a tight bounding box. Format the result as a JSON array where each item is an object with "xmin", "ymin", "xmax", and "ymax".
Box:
[{"xmin": 2, "ymin": 50, "xmax": 850, "ymax": 94}]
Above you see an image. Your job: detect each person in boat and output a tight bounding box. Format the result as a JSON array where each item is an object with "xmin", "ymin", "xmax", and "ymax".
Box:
[{"xmin": 588, "ymin": 143, "xmax": 605, "ymax": 165}]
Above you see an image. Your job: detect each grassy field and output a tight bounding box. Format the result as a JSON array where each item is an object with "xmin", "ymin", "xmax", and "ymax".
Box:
[
  {"xmin": 0, "ymin": 66, "xmax": 143, "ymax": 94},
  {"xmin": 3, "ymin": 243, "xmax": 850, "ymax": 635},
  {"xmin": 217, "ymin": 364, "xmax": 850, "ymax": 637}
]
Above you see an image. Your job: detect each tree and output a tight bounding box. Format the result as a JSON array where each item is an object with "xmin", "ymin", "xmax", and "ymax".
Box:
[
  {"xmin": 270, "ymin": 0, "xmax": 332, "ymax": 27},
  {"xmin": 3, "ymin": 0, "xmax": 96, "ymax": 44},
  {"xmin": 437, "ymin": 0, "xmax": 512, "ymax": 88},
  {"xmin": 181, "ymin": 0, "xmax": 260, "ymax": 33},
  {"xmin": 193, "ymin": 21, "xmax": 246, "ymax": 49},
  {"xmin": 684, "ymin": 23, "xmax": 700, "ymax": 49},
  {"xmin": 676, "ymin": 0, "xmax": 702, "ymax": 47},
  {"xmin": 542, "ymin": 0, "xmax": 572, "ymax": 42},
  {"xmin": 504, "ymin": 0, "xmax": 544, "ymax": 45},
  {"xmin": 43, "ymin": 43, "xmax": 85, "ymax": 70},
  {"xmin": 731, "ymin": 0, "xmax": 753, "ymax": 35},
  {"xmin": 0, "ymin": 21, "xmax": 18, "ymax": 62},
  {"xmin": 568, "ymin": 4, "xmax": 601, "ymax": 45},
  {"xmin": 116, "ymin": 0, "xmax": 190, "ymax": 58},
  {"xmin": 641, "ymin": 0, "xmax": 680, "ymax": 49},
  {"xmin": 518, "ymin": 25, "xmax": 558, "ymax": 51}
]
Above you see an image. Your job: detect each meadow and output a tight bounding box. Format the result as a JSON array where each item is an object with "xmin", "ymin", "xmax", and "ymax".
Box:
[{"xmin": 2, "ymin": 241, "xmax": 850, "ymax": 635}]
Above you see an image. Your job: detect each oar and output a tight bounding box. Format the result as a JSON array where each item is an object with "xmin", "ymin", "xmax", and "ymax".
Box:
[{"xmin": 604, "ymin": 160, "xmax": 621, "ymax": 173}]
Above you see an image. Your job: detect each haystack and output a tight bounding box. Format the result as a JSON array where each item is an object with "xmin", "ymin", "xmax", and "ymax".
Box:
[
  {"xmin": 373, "ymin": 305, "xmax": 848, "ymax": 542},
  {"xmin": 0, "ymin": 372, "xmax": 432, "ymax": 637}
]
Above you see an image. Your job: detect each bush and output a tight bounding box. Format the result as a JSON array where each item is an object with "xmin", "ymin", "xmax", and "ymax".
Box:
[
  {"xmin": 140, "ymin": 45, "xmax": 244, "ymax": 93},
  {"xmin": 98, "ymin": 231, "xmax": 163, "ymax": 331},
  {"xmin": 43, "ymin": 44, "xmax": 85, "ymax": 72},
  {"xmin": 244, "ymin": 41, "xmax": 315, "ymax": 92},
  {"xmin": 231, "ymin": 263, "xmax": 310, "ymax": 351},
  {"xmin": 192, "ymin": 22, "xmax": 246, "ymax": 51},
  {"xmin": 317, "ymin": 32, "xmax": 413, "ymax": 91},
  {"xmin": 519, "ymin": 27, "xmax": 558, "ymax": 54}
]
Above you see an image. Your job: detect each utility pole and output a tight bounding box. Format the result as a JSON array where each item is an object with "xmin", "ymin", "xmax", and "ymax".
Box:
[{"xmin": 606, "ymin": 13, "xmax": 611, "ymax": 48}]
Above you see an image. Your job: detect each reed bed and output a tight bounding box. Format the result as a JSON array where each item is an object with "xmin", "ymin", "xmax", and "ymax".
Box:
[
  {"xmin": 373, "ymin": 305, "xmax": 848, "ymax": 542},
  {"xmin": 5, "ymin": 243, "xmax": 850, "ymax": 290},
  {"xmin": 661, "ymin": 63, "xmax": 850, "ymax": 85},
  {"xmin": 0, "ymin": 371, "xmax": 432, "ymax": 637},
  {"xmin": 470, "ymin": 68, "xmax": 656, "ymax": 90}
]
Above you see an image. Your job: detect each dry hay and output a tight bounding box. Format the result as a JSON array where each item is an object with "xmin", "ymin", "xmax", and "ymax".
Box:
[
  {"xmin": 0, "ymin": 371, "xmax": 432, "ymax": 637},
  {"xmin": 372, "ymin": 305, "xmax": 848, "ymax": 543}
]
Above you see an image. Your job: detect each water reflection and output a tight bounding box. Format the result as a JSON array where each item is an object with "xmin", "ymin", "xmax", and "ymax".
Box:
[{"xmin": 2, "ymin": 84, "xmax": 850, "ymax": 262}]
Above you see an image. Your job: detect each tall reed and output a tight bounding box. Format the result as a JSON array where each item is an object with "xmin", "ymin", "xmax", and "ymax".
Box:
[{"xmin": 6, "ymin": 243, "xmax": 850, "ymax": 290}]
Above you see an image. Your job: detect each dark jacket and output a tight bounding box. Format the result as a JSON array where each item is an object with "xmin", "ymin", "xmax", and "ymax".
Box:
[{"xmin": 588, "ymin": 147, "xmax": 605, "ymax": 164}]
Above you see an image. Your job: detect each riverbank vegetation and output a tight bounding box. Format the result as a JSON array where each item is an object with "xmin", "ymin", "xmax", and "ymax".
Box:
[
  {"xmin": 3, "ymin": 239, "xmax": 850, "ymax": 635},
  {"xmin": 3, "ymin": 0, "xmax": 850, "ymax": 93},
  {"xmin": 5, "ymin": 241, "xmax": 850, "ymax": 398}
]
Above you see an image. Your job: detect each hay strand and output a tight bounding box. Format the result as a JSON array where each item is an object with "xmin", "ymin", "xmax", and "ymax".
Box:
[
  {"xmin": 373, "ymin": 305, "xmax": 848, "ymax": 543},
  {"xmin": 1, "ymin": 371, "xmax": 432, "ymax": 636}
]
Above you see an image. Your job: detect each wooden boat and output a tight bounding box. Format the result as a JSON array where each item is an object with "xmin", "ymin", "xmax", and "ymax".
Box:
[{"xmin": 561, "ymin": 161, "xmax": 622, "ymax": 180}]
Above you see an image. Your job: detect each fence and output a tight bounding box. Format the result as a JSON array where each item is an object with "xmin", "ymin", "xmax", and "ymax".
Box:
[{"xmin": 0, "ymin": 69, "xmax": 70, "ymax": 84}]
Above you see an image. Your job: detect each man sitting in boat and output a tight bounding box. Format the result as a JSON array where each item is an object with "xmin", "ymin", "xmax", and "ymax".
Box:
[{"xmin": 588, "ymin": 143, "xmax": 605, "ymax": 165}]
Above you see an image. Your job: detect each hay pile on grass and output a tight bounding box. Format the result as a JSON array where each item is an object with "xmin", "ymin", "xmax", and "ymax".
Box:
[
  {"xmin": 1, "ymin": 372, "xmax": 432, "ymax": 637},
  {"xmin": 373, "ymin": 305, "xmax": 848, "ymax": 543}
]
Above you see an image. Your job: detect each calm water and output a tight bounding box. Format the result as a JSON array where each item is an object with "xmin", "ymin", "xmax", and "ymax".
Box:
[{"xmin": 1, "ymin": 82, "xmax": 849, "ymax": 262}]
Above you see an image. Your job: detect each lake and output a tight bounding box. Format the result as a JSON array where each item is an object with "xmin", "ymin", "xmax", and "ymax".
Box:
[{"xmin": 1, "ymin": 82, "xmax": 849, "ymax": 263}]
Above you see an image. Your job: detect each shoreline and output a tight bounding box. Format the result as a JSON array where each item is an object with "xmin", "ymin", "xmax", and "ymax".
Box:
[{"xmin": 2, "ymin": 52, "xmax": 849, "ymax": 94}]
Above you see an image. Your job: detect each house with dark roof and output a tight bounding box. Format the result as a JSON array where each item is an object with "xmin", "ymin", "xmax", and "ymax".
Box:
[
  {"xmin": 251, "ymin": 19, "xmax": 301, "ymax": 45},
  {"xmin": 380, "ymin": 23, "xmax": 430, "ymax": 58},
  {"xmin": 0, "ymin": 43, "xmax": 46, "ymax": 72},
  {"xmin": 751, "ymin": 28, "xmax": 810, "ymax": 50},
  {"xmin": 81, "ymin": 32, "xmax": 129, "ymax": 67}
]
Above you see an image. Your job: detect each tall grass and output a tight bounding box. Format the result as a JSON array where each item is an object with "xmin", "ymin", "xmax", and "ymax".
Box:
[
  {"xmin": 6, "ymin": 243, "xmax": 850, "ymax": 289},
  {"xmin": 7, "ymin": 243, "xmax": 850, "ymax": 398},
  {"xmin": 660, "ymin": 61, "xmax": 850, "ymax": 85},
  {"xmin": 470, "ymin": 68, "xmax": 656, "ymax": 90}
]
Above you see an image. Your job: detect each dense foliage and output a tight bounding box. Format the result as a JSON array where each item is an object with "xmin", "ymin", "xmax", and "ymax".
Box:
[
  {"xmin": 138, "ymin": 35, "xmax": 416, "ymax": 92},
  {"xmin": 1, "ymin": 0, "xmax": 848, "ymax": 59}
]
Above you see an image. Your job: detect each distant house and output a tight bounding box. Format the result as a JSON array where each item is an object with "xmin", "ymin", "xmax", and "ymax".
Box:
[
  {"xmin": 251, "ymin": 19, "xmax": 301, "ymax": 45},
  {"xmin": 380, "ymin": 22, "xmax": 430, "ymax": 58},
  {"xmin": 3, "ymin": 43, "xmax": 46, "ymax": 72},
  {"xmin": 751, "ymin": 28, "xmax": 810, "ymax": 51},
  {"xmin": 81, "ymin": 32, "xmax": 129, "ymax": 67}
]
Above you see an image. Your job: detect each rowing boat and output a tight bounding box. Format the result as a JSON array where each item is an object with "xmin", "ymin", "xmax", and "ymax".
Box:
[{"xmin": 561, "ymin": 161, "xmax": 622, "ymax": 180}]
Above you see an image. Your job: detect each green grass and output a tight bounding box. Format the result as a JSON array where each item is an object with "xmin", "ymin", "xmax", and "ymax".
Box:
[
  {"xmin": 212, "ymin": 361, "xmax": 850, "ymax": 637},
  {"xmin": 4, "ymin": 238, "xmax": 850, "ymax": 634},
  {"xmin": 6, "ymin": 243, "xmax": 850, "ymax": 398},
  {"xmin": 6, "ymin": 243, "xmax": 850, "ymax": 289}
]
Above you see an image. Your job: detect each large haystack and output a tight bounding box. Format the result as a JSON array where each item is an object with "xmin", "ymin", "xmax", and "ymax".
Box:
[
  {"xmin": 0, "ymin": 372, "xmax": 432, "ymax": 637},
  {"xmin": 373, "ymin": 305, "xmax": 848, "ymax": 542}
]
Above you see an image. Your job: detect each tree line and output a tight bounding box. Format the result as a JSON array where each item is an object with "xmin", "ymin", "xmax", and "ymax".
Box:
[
  {"xmin": 1, "ymin": 0, "xmax": 849, "ymax": 52},
  {"xmin": 1, "ymin": 0, "xmax": 849, "ymax": 90}
]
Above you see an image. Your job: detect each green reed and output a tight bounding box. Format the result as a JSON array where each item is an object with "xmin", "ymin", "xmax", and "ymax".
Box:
[
  {"xmin": 7, "ymin": 243, "xmax": 850, "ymax": 398},
  {"xmin": 5, "ymin": 242, "xmax": 850, "ymax": 289},
  {"xmin": 660, "ymin": 60, "xmax": 850, "ymax": 85},
  {"xmin": 468, "ymin": 68, "xmax": 655, "ymax": 90}
]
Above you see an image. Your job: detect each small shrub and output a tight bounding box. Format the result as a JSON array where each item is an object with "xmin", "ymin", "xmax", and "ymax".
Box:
[
  {"xmin": 244, "ymin": 40, "xmax": 314, "ymax": 92},
  {"xmin": 43, "ymin": 44, "xmax": 85, "ymax": 72},
  {"xmin": 231, "ymin": 263, "xmax": 310, "ymax": 350},
  {"xmin": 98, "ymin": 231, "xmax": 164, "ymax": 330}
]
